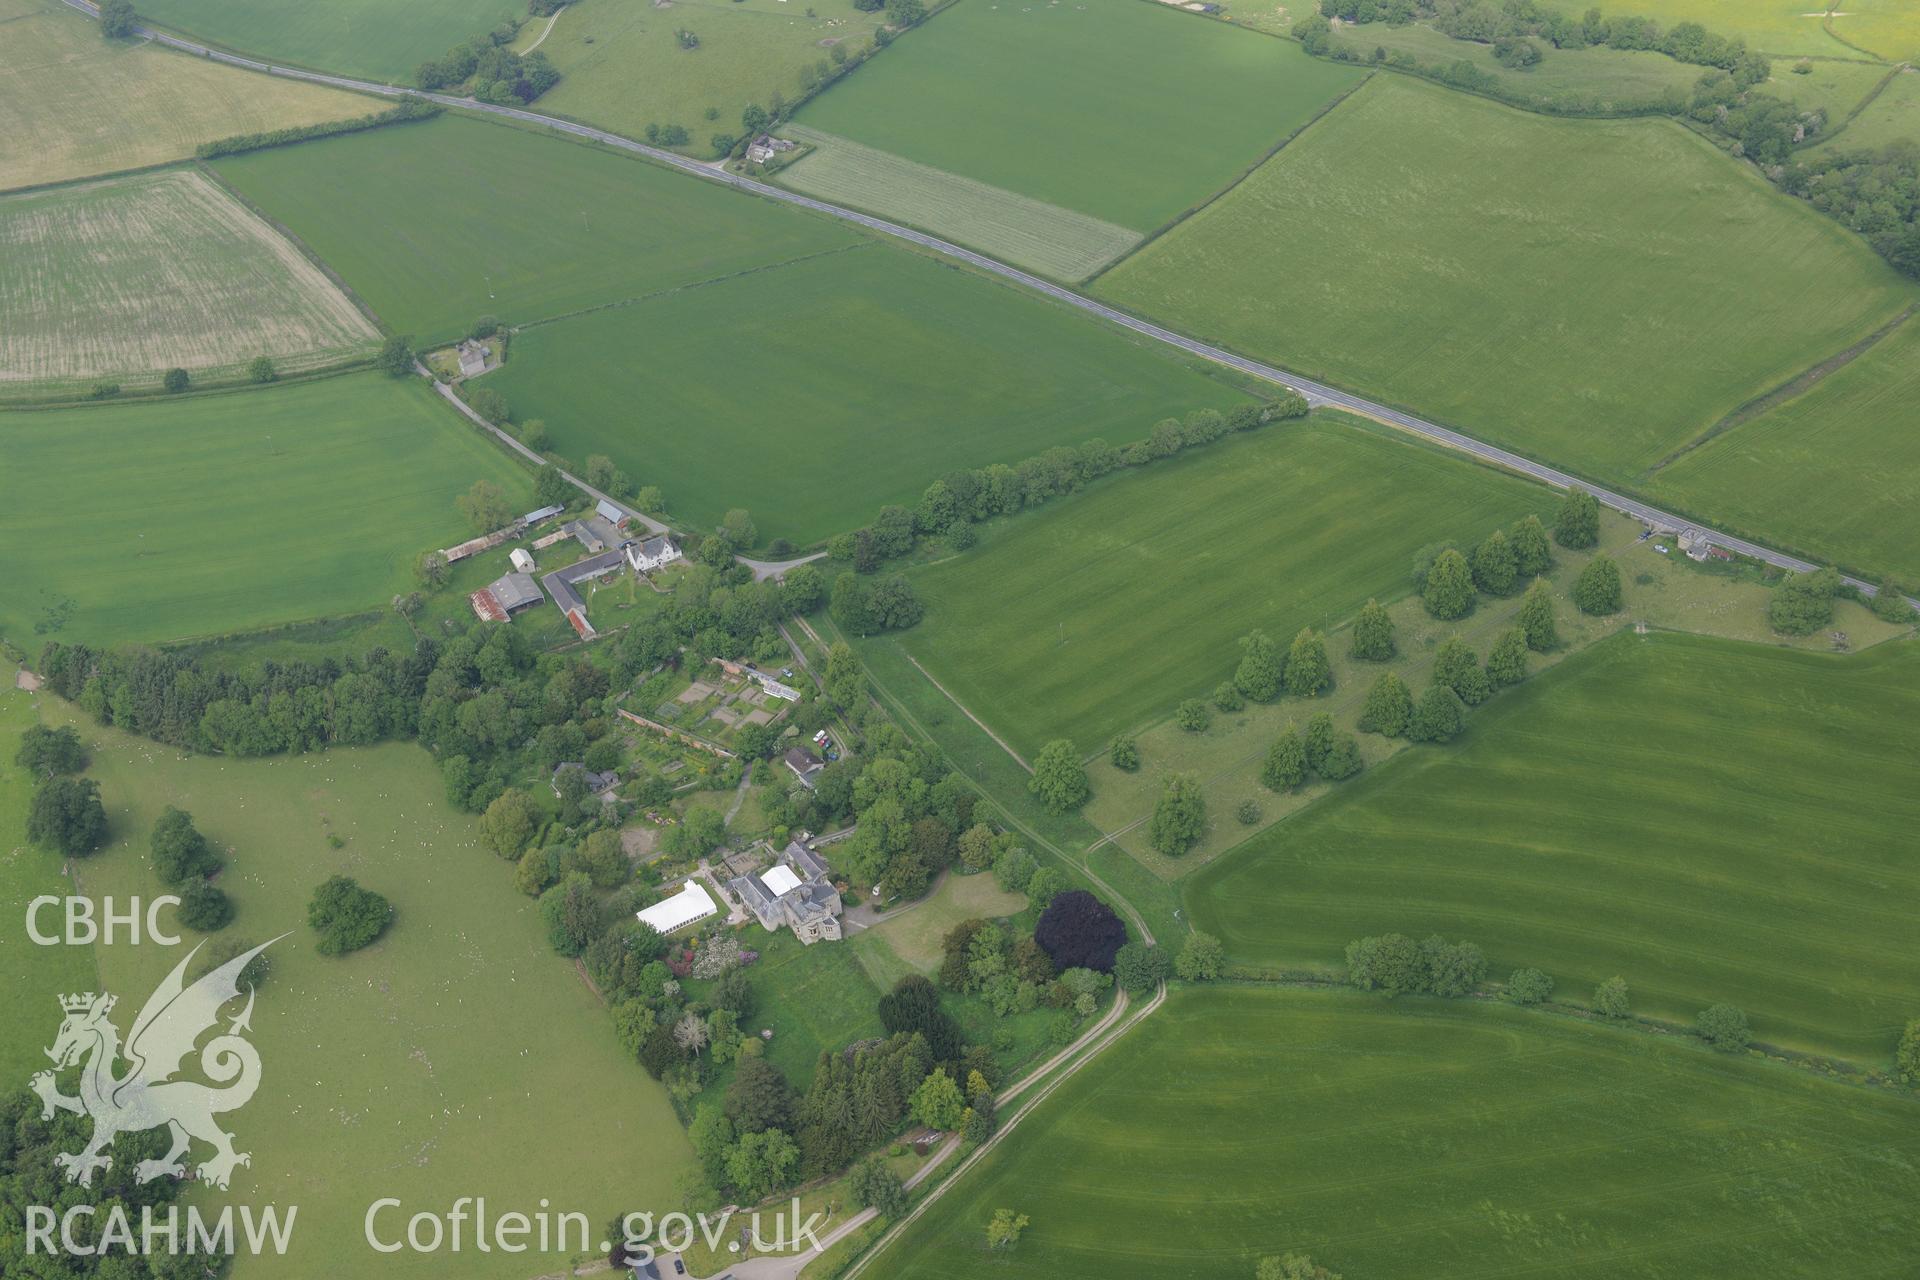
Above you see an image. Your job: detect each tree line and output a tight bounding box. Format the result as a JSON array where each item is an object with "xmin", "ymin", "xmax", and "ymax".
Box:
[
  {"xmin": 415, "ymin": 26, "xmax": 560, "ymax": 104},
  {"xmin": 195, "ymin": 97, "xmax": 441, "ymax": 159}
]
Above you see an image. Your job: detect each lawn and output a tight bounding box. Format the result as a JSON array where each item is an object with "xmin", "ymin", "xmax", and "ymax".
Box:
[
  {"xmin": 0, "ymin": 169, "xmax": 377, "ymax": 394},
  {"xmin": 790, "ymin": 0, "xmax": 1367, "ymax": 231},
  {"xmin": 850, "ymin": 869, "xmax": 1028, "ymax": 980},
  {"xmin": 1095, "ymin": 75, "xmax": 1916, "ymax": 485},
  {"xmin": 1649, "ymin": 314, "xmax": 1920, "ymax": 581},
  {"xmin": 892, "ymin": 414, "xmax": 1551, "ymax": 757},
  {"xmin": 0, "ymin": 668, "xmax": 98, "ymax": 1085},
  {"xmin": 211, "ymin": 114, "xmax": 859, "ymax": 343},
  {"xmin": 1184, "ymin": 630, "xmax": 1920, "ymax": 1065},
  {"xmin": 133, "ymin": 0, "xmax": 519, "ymax": 82},
  {"xmin": 475, "ymin": 243, "xmax": 1252, "ymax": 545},
  {"xmin": 776, "ymin": 125, "xmax": 1143, "ymax": 282},
  {"xmin": 0, "ymin": 0, "xmax": 373, "ymax": 193},
  {"xmin": 873, "ymin": 986, "xmax": 1920, "ymax": 1279},
  {"xmin": 523, "ymin": 0, "xmax": 886, "ymax": 154},
  {"xmin": 0, "ymin": 374, "xmax": 534, "ymax": 649},
  {"xmin": 40, "ymin": 712, "xmax": 694, "ymax": 1280}
]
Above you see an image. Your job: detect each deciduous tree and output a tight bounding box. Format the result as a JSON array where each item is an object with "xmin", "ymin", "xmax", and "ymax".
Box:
[
  {"xmin": 1174, "ymin": 931, "xmax": 1224, "ymax": 981},
  {"xmin": 1260, "ymin": 728, "xmax": 1306, "ymax": 792},
  {"xmin": 1422, "ymin": 548, "xmax": 1476, "ymax": 620},
  {"xmin": 1472, "ymin": 528, "xmax": 1517, "ymax": 595},
  {"xmin": 1594, "ymin": 975, "xmax": 1630, "ymax": 1019},
  {"xmin": 1518, "ymin": 577, "xmax": 1557, "ymax": 650},
  {"xmin": 27, "ymin": 776, "xmax": 108, "ymax": 856},
  {"xmin": 1572, "ymin": 554, "xmax": 1622, "ymax": 615},
  {"xmin": 1234, "ymin": 629, "xmax": 1285, "ymax": 702},
  {"xmin": 1695, "ymin": 1003, "xmax": 1751, "ymax": 1052},
  {"xmin": 1148, "ymin": 773, "xmax": 1206, "ymax": 857},
  {"xmin": 1407, "ymin": 685, "xmax": 1465, "ymax": 743},
  {"xmin": 1028, "ymin": 739, "xmax": 1089, "ymax": 812},
  {"xmin": 1285, "ymin": 628, "xmax": 1331, "ymax": 697},
  {"xmin": 1358, "ymin": 672, "xmax": 1412, "ymax": 737},
  {"xmin": 1509, "ymin": 514, "xmax": 1552, "ymax": 576},
  {"xmin": 1553, "ymin": 487, "xmax": 1600, "ymax": 549},
  {"xmin": 150, "ymin": 807, "xmax": 220, "ymax": 885},
  {"xmin": 1486, "ymin": 627, "xmax": 1529, "ymax": 688}
]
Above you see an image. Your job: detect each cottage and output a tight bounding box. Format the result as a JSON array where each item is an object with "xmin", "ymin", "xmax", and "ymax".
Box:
[
  {"xmin": 626, "ymin": 534, "xmax": 683, "ymax": 573},
  {"xmin": 727, "ymin": 841, "xmax": 842, "ymax": 944},
  {"xmin": 638, "ymin": 880, "xmax": 719, "ymax": 936},
  {"xmin": 1677, "ymin": 527, "xmax": 1716, "ymax": 562},
  {"xmin": 784, "ymin": 745, "xmax": 825, "ymax": 789},
  {"xmin": 455, "ymin": 340, "xmax": 489, "ymax": 379}
]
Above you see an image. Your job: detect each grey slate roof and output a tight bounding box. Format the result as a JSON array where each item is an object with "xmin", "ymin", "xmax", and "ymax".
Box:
[{"xmin": 487, "ymin": 571, "xmax": 543, "ymax": 613}]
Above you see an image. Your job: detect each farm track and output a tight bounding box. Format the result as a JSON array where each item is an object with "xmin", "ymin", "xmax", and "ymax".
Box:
[{"xmin": 57, "ymin": 0, "xmax": 1916, "ymax": 610}]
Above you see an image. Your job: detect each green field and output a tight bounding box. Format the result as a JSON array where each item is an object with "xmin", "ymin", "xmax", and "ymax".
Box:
[
  {"xmin": 0, "ymin": 0, "xmax": 372, "ymax": 193},
  {"xmin": 1186, "ymin": 630, "xmax": 1920, "ymax": 1064},
  {"xmin": 133, "ymin": 0, "xmax": 519, "ymax": 82},
  {"xmin": 894, "ymin": 415, "xmax": 1550, "ymax": 757},
  {"xmin": 1613, "ymin": 0, "xmax": 1865, "ymax": 56},
  {"xmin": 523, "ymin": 0, "xmax": 886, "ymax": 153},
  {"xmin": 1, "ymin": 168, "xmax": 377, "ymax": 394},
  {"xmin": 1095, "ymin": 75, "xmax": 1915, "ymax": 487},
  {"xmin": 0, "ymin": 374, "xmax": 533, "ymax": 649},
  {"xmin": 476, "ymin": 243, "xmax": 1251, "ymax": 544},
  {"xmin": 875, "ymin": 987, "xmax": 1920, "ymax": 1279},
  {"xmin": 36, "ymin": 707, "xmax": 693, "ymax": 1280},
  {"xmin": 1650, "ymin": 315, "xmax": 1920, "ymax": 580},
  {"xmin": 1838, "ymin": 0, "xmax": 1920, "ymax": 60},
  {"xmin": 790, "ymin": 0, "xmax": 1366, "ymax": 231},
  {"xmin": 776, "ymin": 125, "xmax": 1143, "ymax": 281},
  {"xmin": 211, "ymin": 114, "xmax": 858, "ymax": 343}
]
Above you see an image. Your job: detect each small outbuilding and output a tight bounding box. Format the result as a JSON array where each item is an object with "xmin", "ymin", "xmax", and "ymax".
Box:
[{"xmin": 509, "ymin": 548, "xmax": 537, "ymax": 574}]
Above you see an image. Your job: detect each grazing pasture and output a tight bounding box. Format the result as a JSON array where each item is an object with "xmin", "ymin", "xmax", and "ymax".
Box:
[
  {"xmin": 0, "ymin": 0, "xmax": 372, "ymax": 193},
  {"xmin": 523, "ymin": 0, "xmax": 886, "ymax": 151},
  {"xmin": 876, "ymin": 987, "xmax": 1920, "ymax": 1280},
  {"xmin": 0, "ymin": 169, "xmax": 377, "ymax": 392},
  {"xmin": 476, "ymin": 244, "xmax": 1250, "ymax": 544},
  {"xmin": 1095, "ymin": 75, "xmax": 1915, "ymax": 484},
  {"xmin": 45, "ymin": 715, "xmax": 694, "ymax": 1280},
  {"xmin": 1837, "ymin": 0, "xmax": 1920, "ymax": 60},
  {"xmin": 790, "ymin": 0, "xmax": 1366, "ymax": 231},
  {"xmin": 776, "ymin": 125, "xmax": 1142, "ymax": 281},
  {"xmin": 1650, "ymin": 315, "xmax": 1920, "ymax": 581},
  {"xmin": 1186, "ymin": 631, "xmax": 1920, "ymax": 1064},
  {"xmin": 1820, "ymin": 65, "xmax": 1920, "ymax": 153},
  {"xmin": 132, "ymin": 0, "xmax": 519, "ymax": 83},
  {"xmin": 0, "ymin": 374, "xmax": 533, "ymax": 648},
  {"xmin": 211, "ymin": 114, "xmax": 858, "ymax": 342},
  {"xmin": 894, "ymin": 416, "xmax": 1549, "ymax": 757}
]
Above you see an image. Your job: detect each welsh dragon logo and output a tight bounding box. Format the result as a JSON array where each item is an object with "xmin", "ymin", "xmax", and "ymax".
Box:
[{"xmin": 30, "ymin": 936, "xmax": 281, "ymax": 1191}]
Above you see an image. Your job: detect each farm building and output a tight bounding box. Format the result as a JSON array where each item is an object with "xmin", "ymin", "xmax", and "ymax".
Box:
[
  {"xmin": 595, "ymin": 498, "xmax": 629, "ymax": 526},
  {"xmin": 509, "ymin": 547, "xmax": 536, "ymax": 574},
  {"xmin": 468, "ymin": 571, "xmax": 543, "ymax": 621},
  {"xmin": 746, "ymin": 134, "xmax": 797, "ymax": 165},
  {"xmin": 561, "ymin": 514, "xmax": 623, "ymax": 555},
  {"xmin": 626, "ymin": 534, "xmax": 682, "ymax": 573},
  {"xmin": 637, "ymin": 880, "xmax": 719, "ymax": 935},
  {"xmin": 540, "ymin": 546, "xmax": 629, "ymax": 639},
  {"xmin": 727, "ymin": 840, "xmax": 842, "ymax": 944},
  {"xmin": 522, "ymin": 503, "xmax": 565, "ymax": 526},
  {"xmin": 784, "ymin": 745, "xmax": 825, "ymax": 789}
]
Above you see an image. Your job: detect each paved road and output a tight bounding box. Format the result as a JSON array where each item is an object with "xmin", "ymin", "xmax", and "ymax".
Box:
[{"xmin": 66, "ymin": 0, "xmax": 1911, "ymax": 607}]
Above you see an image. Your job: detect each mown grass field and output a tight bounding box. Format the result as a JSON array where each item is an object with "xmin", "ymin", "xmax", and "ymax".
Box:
[
  {"xmin": 0, "ymin": 169, "xmax": 376, "ymax": 393},
  {"xmin": 776, "ymin": 125, "xmax": 1142, "ymax": 281},
  {"xmin": 1095, "ymin": 75, "xmax": 1915, "ymax": 487},
  {"xmin": 0, "ymin": 0, "xmax": 373, "ymax": 193},
  {"xmin": 524, "ymin": 0, "xmax": 885, "ymax": 153},
  {"xmin": 478, "ymin": 243, "xmax": 1251, "ymax": 545},
  {"xmin": 44, "ymin": 708, "xmax": 693, "ymax": 1280},
  {"xmin": 0, "ymin": 668, "xmax": 99, "ymax": 1085},
  {"xmin": 894, "ymin": 415, "xmax": 1549, "ymax": 757},
  {"xmin": 791, "ymin": 0, "xmax": 1365, "ymax": 231},
  {"xmin": 1650, "ymin": 315, "xmax": 1920, "ymax": 581},
  {"xmin": 211, "ymin": 114, "xmax": 858, "ymax": 343},
  {"xmin": 1839, "ymin": 0, "xmax": 1920, "ymax": 60},
  {"xmin": 1185, "ymin": 631, "xmax": 1920, "ymax": 1065},
  {"xmin": 0, "ymin": 374, "xmax": 533, "ymax": 649},
  {"xmin": 876, "ymin": 987, "xmax": 1920, "ymax": 1280},
  {"xmin": 133, "ymin": 0, "xmax": 518, "ymax": 82}
]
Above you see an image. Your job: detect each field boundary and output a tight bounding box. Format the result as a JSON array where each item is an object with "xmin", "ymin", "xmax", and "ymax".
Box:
[
  {"xmin": 899, "ymin": 652, "xmax": 1030, "ymax": 772},
  {"xmin": 1082, "ymin": 69, "xmax": 1374, "ymax": 287},
  {"xmin": 192, "ymin": 158, "xmax": 389, "ymax": 333},
  {"xmin": 510, "ymin": 241, "xmax": 873, "ymax": 334},
  {"xmin": 1645, "ymin": 305, "xmax": 1916, "ymax": 475}
]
